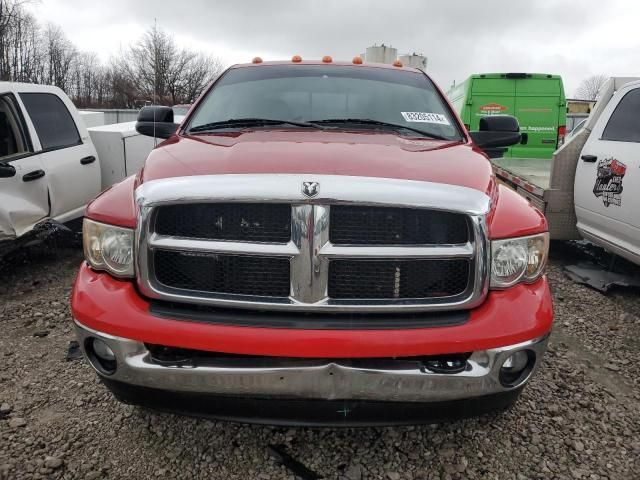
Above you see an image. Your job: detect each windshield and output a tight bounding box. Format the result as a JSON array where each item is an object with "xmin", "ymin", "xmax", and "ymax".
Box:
[{"xmin": 187, "ymin": 65, "xmax": 463, "ymax": 141}]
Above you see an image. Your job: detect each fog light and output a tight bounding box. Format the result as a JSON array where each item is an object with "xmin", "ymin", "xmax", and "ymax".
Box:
[
  {"xmin": 86, "ymin": 338, "xmax": 117, "ymax": 375},
  {"xmin": 502, "ymin": 351, "xmax": 528, "ymax": 373},
  {"xmin": 499, "ymin": 350, "xmax": 534, "ymax": 387},
  {"xmin": 93, "ymin": 339, "xmax": 116, "ymax": 362}
]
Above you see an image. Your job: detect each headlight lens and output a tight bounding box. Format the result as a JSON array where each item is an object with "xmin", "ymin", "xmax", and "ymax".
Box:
[
  {"xmin": 83, "ymin": 219, "xmax": 134, "ymax": 277},
  {"xmin": 491, "ymin": 233, "xmax": 549, "ymax": 289}
]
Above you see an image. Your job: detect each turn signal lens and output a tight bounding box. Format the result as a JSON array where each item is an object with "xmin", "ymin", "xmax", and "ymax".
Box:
[
  {"xmin": 292, "ymin": 55, "xmax": 302, "ymax": 62},
  {"xmin": 524, "ymin": 234, "xmax": 549, "ymax": 280},
  {"xmin": 393, "ymin": 60, "xmax": 403, "ymax": 67},
  {"xmin": 353, "ymin": 56, "xmax": 363, "ymax": 64},
  {"xmin": 490, "ymin": 233, "xmax": 549, "ymax": 289},
  {"xmin": 322, "ymin": 55, "xmax": 332, "ymax": 63},
  {"xmin": 83, "ymin": 219, "xmax": 134, "ymax": 278},
  {"xmin": 252, "ymin": 57, "xmax": 263, "ymax": 64}
]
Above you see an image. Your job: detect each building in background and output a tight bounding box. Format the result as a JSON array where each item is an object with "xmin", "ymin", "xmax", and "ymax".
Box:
[
  {"xmin": 398, "ymin": 53, "xmax": 428, "ymax": 70},
  {"xmin": 566, "ymin": 98, "xmax": 596, "ymax": 114},
  {"xmin": 363, "ymin": 44, "xmax": 398, "ymax": 64},
  {"xmin": 360, "ymin": 44, "xmax": 427, "ymax": 71}
]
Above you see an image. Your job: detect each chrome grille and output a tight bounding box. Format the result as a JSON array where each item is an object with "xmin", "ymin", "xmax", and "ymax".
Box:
[
  {"xmin": 330, "ymin": 206, "xmax": 470, "ymax": 245},
  {"xmin": 328, "ymin": 259, "xmax": 471, "ymax": 300},
  {"xmin": 135, "ymin": 174, "xmax": 490, "ymax": 313},
  {"xmin": 154, "ymin": 250, "xmax": 290, "ymax": 297},
  {"xmin": 155, "ymin": 203, "xmax": 291, "ymax": 243}
]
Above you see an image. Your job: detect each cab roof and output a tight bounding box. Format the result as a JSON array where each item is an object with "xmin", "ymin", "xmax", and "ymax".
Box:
[{"xmin": 230, "ymin": 59, "xmax": 424, "ymax": 74}]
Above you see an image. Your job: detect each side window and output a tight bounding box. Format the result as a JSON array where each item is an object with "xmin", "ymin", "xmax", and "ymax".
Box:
[
  {"xmin": 19, "ymin": 93, "xmax": 81, "ymax": 150},
  {"xmin": 602, "ymin": 88, "xmax": 640, "ymax": 143},
  {"xmin": 0, "ymin": 94, "xmax": 31, "ymax": 162}
]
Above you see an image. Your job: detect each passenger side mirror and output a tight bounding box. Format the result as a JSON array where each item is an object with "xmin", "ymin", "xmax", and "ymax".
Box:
[
  {"xmin": 0, "ymin": 163, "xmax": 16, "ymax": 178},
  {"xmin": 470, "ymin": 115, "xmax": 523, "ymax": 158},
  {"xmin": 135, "ymin": 106, "xmax": 179, "ymax": 139}
]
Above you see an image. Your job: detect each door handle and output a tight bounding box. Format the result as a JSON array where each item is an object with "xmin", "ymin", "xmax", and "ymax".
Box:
[
  {"xmin": 581, "ymin": 154, "xmax": 597, "ymax": 162},
  {"xmin": 22, "ymin": 169, "xmax": 45, "ymax": 182},
  {"xmin": 80, "ymin": 155, "xmax": 96, "ymax": 165}
]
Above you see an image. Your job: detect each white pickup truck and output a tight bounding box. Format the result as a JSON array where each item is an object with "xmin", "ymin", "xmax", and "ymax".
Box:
[
  {"xmin": 494, "ymin": 77, "xmax": 640, "ymax": 265},
  {"xmin": 0, "ymin": 82, "xmax": 160, "ymax": 255}
]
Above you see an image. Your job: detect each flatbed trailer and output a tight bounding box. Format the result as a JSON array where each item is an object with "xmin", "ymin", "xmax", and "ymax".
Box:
[{"xmin": 491, "ymin": 129, "xmax": 589, "ymax": 241}]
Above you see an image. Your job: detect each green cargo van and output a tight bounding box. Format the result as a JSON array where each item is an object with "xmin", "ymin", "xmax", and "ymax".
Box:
[{"xmin": 447, "ymin": 73, "xmax": 566, "ymax": 159}]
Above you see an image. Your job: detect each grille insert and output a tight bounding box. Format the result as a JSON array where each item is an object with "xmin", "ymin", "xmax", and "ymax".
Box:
[
  {"xmin": 328, "ymin": 259, "xmax": 470, "ymax": 300},
  {"xmin": 153, "ymin": 250, "xmax": 290, "ymax": 297},
  {"xmin": 154, "ymin": 203, "xmax": 291, "ymax": 243},
  {"xmin": 330, "ymin": 206, "xmax": 469, "ymax": 245}
]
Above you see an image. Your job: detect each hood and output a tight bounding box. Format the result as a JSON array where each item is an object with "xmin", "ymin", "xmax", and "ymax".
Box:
[{"xmin": 140, "ymin": 130, "xmax": 495, "ymax": 195}]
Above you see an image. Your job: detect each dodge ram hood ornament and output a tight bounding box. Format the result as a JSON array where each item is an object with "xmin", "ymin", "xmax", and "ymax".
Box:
[{"xmin": 302, "ymin": 181, "xmax": 320, "ymax": 198}]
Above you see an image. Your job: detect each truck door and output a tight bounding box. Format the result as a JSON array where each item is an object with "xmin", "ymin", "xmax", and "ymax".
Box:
[
  {"xmin": 574, "ymin": 84, "xmax": 640, "ymax": 262},
  {"xmin": 0, "ymin": 93, "xmax": 49, "ymax": 239},
  {"xmin": 19, "ymin": 91, "xmax": 101, "ymax": 221}
]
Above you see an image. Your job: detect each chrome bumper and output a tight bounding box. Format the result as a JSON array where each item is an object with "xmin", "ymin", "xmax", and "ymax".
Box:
[{"xmin": 74, "ymin": 320, "xmax": 549, "ymax": 403}]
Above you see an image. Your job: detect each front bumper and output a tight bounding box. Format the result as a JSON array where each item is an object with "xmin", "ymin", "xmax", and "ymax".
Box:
[
  {"xmin": 75, "ymin": 320, "xmax": 548, "ymax": 425},
  {"xmin": 99, "ymin": 378, "xmax": 524, "ymax": 426},
  {"xmin": 71, "ymin": 264, "xmax": 553, "ymax": 425},
  {"xmin": 71, "ymin": 263, "xmax": 553, "ymax": 358}
]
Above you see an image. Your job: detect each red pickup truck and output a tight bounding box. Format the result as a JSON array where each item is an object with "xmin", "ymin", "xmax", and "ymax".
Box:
[{"xmin": 70, "ymin": 58, "xmax": 553, "ymax": 426}]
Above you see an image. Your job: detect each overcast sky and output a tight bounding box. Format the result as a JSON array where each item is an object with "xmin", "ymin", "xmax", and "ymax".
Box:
[{"xmin": 26, "ymin": 0, "xmax": 640, "ymax": 96}]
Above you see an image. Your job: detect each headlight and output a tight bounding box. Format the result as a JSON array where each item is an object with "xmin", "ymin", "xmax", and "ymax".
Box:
[
  {"xmin": 83, "ymin": 219, "xmax": 134, "ymax": 277},
  {"xmin": 490, "ymin": 233, "xmax": 549, "ymax": 289}
]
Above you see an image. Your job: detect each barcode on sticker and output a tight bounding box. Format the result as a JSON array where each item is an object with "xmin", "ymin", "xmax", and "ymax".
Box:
[{"xmin": 401, "ymin": 112, "xmax": 450, "ymax": 125}]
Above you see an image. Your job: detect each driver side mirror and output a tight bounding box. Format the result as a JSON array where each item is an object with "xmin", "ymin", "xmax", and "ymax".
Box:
[
  {"xmin": 470, "ymin": 115, "xmax": 523, "ymax": 159},
  {"xmin": 0, "ymin": 163, "xmax": 16, "ymax": 178},
  {"xmin": 135, "ymin": 106, "xmax": 179, "ymax": 139}
]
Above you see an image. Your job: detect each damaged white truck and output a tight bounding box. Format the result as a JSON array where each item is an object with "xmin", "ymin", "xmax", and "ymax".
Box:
[
  {"xmin": 494, "ymin": 77, "xmax": 640, "ymax": 265},
  {"xmin": 0, "ymin": 82, "xmax": 158, "ymax": 256}
]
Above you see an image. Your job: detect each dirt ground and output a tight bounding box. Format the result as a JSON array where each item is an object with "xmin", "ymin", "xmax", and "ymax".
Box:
[{"xmin": 1, "ymin": 243, "xmax": 639, "ymax": 480}]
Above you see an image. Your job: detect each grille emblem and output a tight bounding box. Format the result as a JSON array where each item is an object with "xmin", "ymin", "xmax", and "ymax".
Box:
[{"xmin": 302, "ymin": 181, "xmax": 320, "ymax": 198}]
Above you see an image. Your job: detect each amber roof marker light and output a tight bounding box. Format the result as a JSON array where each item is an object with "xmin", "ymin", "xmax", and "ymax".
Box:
[
  {"xmin": 252, "ymin": 57, "xmax": 263, "ymax": 64},
  {"xmin": 322, "ymin": 55, "xmax": 333, "ymax": 63},
  {"xmin": 291, "ymin": 55, "xmax": 302, "ymax": 63},
  {"xmin": 393, "ymin": 60, "xmax": 403, "ymax": 67},
  {"xmin": 352, "ymin": 57, "xmax": 363, "ymax": 64}
]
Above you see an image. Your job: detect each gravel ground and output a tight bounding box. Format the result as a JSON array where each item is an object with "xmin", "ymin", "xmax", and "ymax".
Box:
[{"xmin": 1, "ymin": 243, "xmax": 639, "ymax": 480}]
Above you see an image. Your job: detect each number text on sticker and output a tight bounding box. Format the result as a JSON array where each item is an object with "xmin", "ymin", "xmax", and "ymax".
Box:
[{"xmin": 401, "ymin": 112, "xmax": 450, "ymax": 125}]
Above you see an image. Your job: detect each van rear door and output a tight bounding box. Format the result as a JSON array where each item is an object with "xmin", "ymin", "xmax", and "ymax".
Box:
[
  {"xmin": 511, "ymin": 77, "xmax": 563, "ymax": 159},
  {"xmin": 469, "ymin": 79, "xmax": 516, "ymax": 153}
]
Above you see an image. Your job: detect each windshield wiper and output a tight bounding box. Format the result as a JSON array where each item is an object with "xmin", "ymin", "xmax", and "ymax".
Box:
[
  {"xmin": 188, "ymin": 118, "xmax": 324, "ymax": 133},
  {"xmin": 310, "ymin": 118, "xmax": 450, "ymax": 140}
]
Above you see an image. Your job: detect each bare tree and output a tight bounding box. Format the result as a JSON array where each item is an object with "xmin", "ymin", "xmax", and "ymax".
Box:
[
  {"xmin": 123, "ymin": 24, "xmax": 223, "ymax": 105},
  {"xmin": 575, "ymin": 74, "xmax": 608, "ymax": 100},
  {"xmin": 43, "ymin": 24, "xmax": 77, "ymax": 90},
  {"xmin": 0, "ymin": 8, "xmax": 223, "ymax": 108},
  {"xmin": 0, "ymin": 0, "xmax": 34, "ymax": 80},
  {"xmin": 178, "ymin": 53, "xmax": 223, "ymax": 104}
]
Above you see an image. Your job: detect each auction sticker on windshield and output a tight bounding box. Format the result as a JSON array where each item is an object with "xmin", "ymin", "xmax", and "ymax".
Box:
[{"xmin": 401, "ymin": 112, "xmax": 451, "ymax": 125}]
